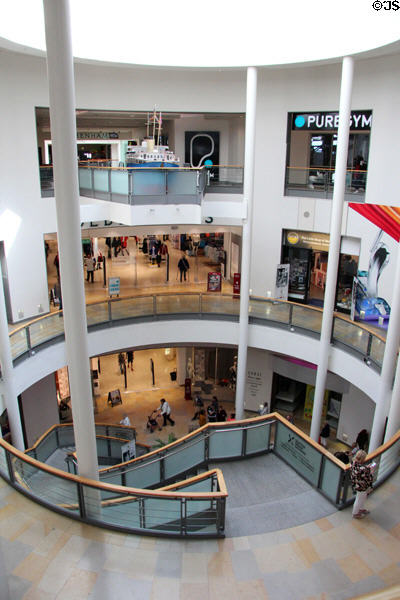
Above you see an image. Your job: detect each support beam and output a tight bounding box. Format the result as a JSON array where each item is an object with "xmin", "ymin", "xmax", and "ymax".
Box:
[
  {"xmin": 42, "ymin": 0, "xmax": 99, "ymax": 481},
  {"xmin": 235, "ymin": 66, "xmax": 257, "ymax": 420},
  {"xmin": 310, "ymin": 57, "xmax": 354, "ymax": 442}
]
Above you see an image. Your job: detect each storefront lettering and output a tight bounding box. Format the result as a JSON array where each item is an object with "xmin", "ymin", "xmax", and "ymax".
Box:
[
  {"xmin": 77, "ymin": 131, "xmax": 119, "ymax": 140},
  {"xmin": 293, "ymin": 110, "xmax": 372, "ymax": 131}
]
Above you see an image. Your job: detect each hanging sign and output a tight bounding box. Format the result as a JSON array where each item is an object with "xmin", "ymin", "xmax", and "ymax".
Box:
[
  {"xmin": 108, "ymin": 277, "xmax": 120, "ymax": 297},
  {"xmin": 121, "ymin": 440, "xmax": 136, "ymax": 462},
  {"xmin": 207, "ymin": 272, "xmax": 222, "ymax": 292},
  {"xmin": 275, "ymin": 264, "xmax": 290, "ymax": 300}
]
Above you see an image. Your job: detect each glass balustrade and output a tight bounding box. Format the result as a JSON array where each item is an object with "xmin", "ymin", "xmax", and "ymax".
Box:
[{"xmin": 249, "ymin": 298, "xmax": 291, "ymax": 324}]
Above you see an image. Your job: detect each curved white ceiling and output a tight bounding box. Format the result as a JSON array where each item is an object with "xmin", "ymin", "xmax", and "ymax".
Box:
[{"xmin": 1, "ymin": 0, "xmax": 399, "ymax": 67}]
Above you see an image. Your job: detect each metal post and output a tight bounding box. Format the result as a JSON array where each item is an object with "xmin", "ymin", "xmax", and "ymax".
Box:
[
  {"xmin": 43, "ymin": 0, "xmax": 99, "ymax": 481},
  {"xmin": 235, "ymin": 67, "xmax": 257, "ymax": 420},
  {"xmin": 372, "ymin": 243, "xmax": 400, "ymax": 447},
  {"xmin": 310, "ymin": 57, "xmax": 354, "ymax": 442}
]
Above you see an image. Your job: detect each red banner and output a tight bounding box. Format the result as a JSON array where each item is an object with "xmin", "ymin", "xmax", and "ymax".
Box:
[{"xmin": 233, "ymin": 273, "xmax": 241, "ymax": 296}]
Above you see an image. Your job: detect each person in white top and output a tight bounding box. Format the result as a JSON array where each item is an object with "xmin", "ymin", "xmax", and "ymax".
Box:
[
  {"xmin": 157, "ymin": 398, "xmax": 175, "ymax": 427},
  {"xmin": 119, "ymin": 414, "xmax": 131, "ymax": 427}
]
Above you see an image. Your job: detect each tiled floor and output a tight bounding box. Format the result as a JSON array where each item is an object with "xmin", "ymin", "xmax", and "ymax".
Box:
[{"xmin": 1, "ymin": 467, "xmax": 399, "ymax": 599}]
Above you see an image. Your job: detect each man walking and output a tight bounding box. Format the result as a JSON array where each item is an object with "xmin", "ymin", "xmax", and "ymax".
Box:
[
  {"xmin": 178, "ymin": 253, "xmax": 189, "ymax": 281},
  {"xmin": 157, "ymin": 398, "xmax": 175, "ymax": 427}
]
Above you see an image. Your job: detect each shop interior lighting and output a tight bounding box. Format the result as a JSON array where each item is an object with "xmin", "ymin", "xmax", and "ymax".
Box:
[{"xmin": 1, "ymin": 0, "xmax": 399, "ymax": 68}]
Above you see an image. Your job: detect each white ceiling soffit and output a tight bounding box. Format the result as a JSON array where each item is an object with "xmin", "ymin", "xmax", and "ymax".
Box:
[{"xmin": 0, "ymin": 0, "xmax": 399, "ymax": 68}]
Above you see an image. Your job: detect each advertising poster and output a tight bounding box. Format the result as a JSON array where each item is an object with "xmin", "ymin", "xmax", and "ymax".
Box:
[
  {"xmin": 275, "ymin": 264, "xmax": 290, "ymax": 300},
  {"xmin": 304, "ymin": 385, "xmax": 329, "ymax": 421},
  {"xmin": 121, "ymin": 440, "xmax": 136, "ymax": 462},
  {"xmin": 233, "ymin": 273, "xmax": 241, "ymax": 296},
  {"xmin": 108, "ymin": 277, "xmax": 120, "ymax": 297},
  {"xmin": 207, "ymin": 272, "xmax": 222, "ymax": 292}
]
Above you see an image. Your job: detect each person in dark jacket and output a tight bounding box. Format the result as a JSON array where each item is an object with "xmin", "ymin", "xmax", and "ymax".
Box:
[
  {"xmin": 356, "ymin": 429, "xmax": 369, "ymax": 451},
  {"xmin": 320, "ymin": 421, "xmax": 330, "ymax": 447},
  {"xmin": 178, "ymin": 254, "xmax": 189, "ymax": 281}
]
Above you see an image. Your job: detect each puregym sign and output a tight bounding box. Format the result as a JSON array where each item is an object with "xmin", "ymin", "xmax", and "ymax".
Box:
[{"xmin": 292, "ymin": 110, "xmax": 372, "ymax": 131}]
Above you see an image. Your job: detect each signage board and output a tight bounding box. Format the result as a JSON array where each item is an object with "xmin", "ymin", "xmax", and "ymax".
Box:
[
  {"xmin": 121, "ymin": 440, "xmax": 136, "ymax": 462},
  {"xmin": 77, "ymin": 131, "xmax": 119, "ymax": 140},
  {"xmin": 108, "ymin": 277, "xmax": 120, "ymax": 297},
  {"xmin": 233, "ymin": 273, "xmax": 241, "ymax": 296},
  {"xmin": 275, "ymin": 422, "xmax": 322, "ymax": 486},
  {"xmin": 284, "ymin": 230, "xmax": 330, "ymax": 251},
  {"xmin": 292, "ymin": 110, "xmax": 372, "ymax": 131},
  {"xmin": 275, "ymin": 264, "xmax": 289, "ymax": 300},
  {"xmin": 207, "ymin": 272, "xmax": 222, "ymax": 292}
]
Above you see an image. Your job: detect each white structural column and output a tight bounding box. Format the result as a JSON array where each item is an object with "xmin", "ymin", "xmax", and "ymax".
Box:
[
  {"xmin": 310, "ymin": 57, "xmax": 354, "ymax": 442},
  {"xmin": 235, "ymin": 66, "xmax": 257, "ymax": 420},
  {"xmin": 0, "ymin": 264, "xmax": 24, "ymax": 450},
  {"xmin": 372, "ymin": 244, "xmax": 400, "ymax": 447},
  {"xmin": 42, "ymin": 0, "xmax": 99, "ymax": 480}
]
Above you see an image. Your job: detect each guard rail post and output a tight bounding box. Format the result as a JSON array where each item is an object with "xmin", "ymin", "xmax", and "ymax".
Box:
[
  {"xmin": 77, "ymin": 482, "xmax": 87, "ymax": 519},
  {"xmin": 26, "ymin": 326, "xmax": 33, "ymax": 355},
  {"xmin": 180, "ymin": 497, "xmax": 187, "ymax": 536},
  {"xmin": 5, "ymin": 450, "xmax": 15, "ymax": 484}
]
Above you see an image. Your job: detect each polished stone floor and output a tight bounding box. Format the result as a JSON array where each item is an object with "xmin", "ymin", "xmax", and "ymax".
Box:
[{"xmin": 1, "ymin": 467, "xmax": 399, "ymax": 599}]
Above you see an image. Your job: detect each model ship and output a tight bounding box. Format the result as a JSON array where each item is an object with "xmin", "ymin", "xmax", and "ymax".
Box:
[{"xmin": 126, "ymin": 109, "xmax": 180, "ymax": 168}]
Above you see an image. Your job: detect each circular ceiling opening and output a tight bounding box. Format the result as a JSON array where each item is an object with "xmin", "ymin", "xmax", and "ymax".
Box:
[{"xmin": 1, "ymin": 0, "xmax": 399, "ymax": 67}]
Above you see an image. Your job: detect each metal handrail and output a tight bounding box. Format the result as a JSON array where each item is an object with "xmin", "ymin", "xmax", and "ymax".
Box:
[{"xmin": 9, "ymin": 292, "xmax": 386, "ymax": 370}]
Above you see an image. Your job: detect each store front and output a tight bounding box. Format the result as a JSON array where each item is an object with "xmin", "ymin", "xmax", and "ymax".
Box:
[
  {"xmin": 281, "ymin": 229, "xmax": 359, "ymax": 311},
  {"xmin": 285, "ymin": 109, "xmax": 371, "ymax": 197}
]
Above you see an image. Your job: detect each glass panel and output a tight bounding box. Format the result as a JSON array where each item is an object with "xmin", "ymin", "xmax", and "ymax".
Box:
[
  {"xmin": 12, "ymin": 457, "xmax": 79, "ymax": 510},
  {"xmin": 35, "ymin": 429, "xmax": 58, "ymax": 463},
  {"xmin": 164, "ymin": 437, "xmax": 205, "ymax": 479},
  {"xmin": 0, "ymin": 445, "xmax": 8, "ymax": 477},
  {"xmin": 249, "ymin": 299, "xmax": 291, "ymax": 324},
  {"xmin": 292, "ymin": 305, "xmax": 322, "ymax": 333},
  {"xmin": 274, "ymin": 422, "xmax": 322, "ymax": 487},
  {"xmin": 320, "ymin": 458, "xmax": 343, "ymax": 502},
  {"xmin": 186, "ymin": 498, "xmax": 217, "ymax": 533},
  {"xmin": 110, "ymin": 296, "xmax": 154, "ymax": 321},
  {"xmin": 370, "ymin": 335, "xmax": 385, "ymax": 368},
  {"xmin": 95, "ymin": 425, "xmax": 107, "ymax": 436},
  {"xmin": 132, "ymin": 171, "xmax": 165, "ymax": 196},
  {"xmin": 99, "ymin": 470, "xmax": 123, "ymax": 488},
  {"xmin": 93, "ymin": 169, "xmax": 109, "ymax": 193},
  {"xmin": 86, "ymin": 302, "xmax": 110, "ymax": 326},
  {"xmin": 123, "ymin": 460, "xmax": 161, "ymax": 489},
  {"xmin": 376, "ymin": 437, "xmax": 400, "ymax": 482},
  {"xmin": 246, "ymin": 423, "xmax": 271, "ymax": 454},
  {"xmin": 143, "ymin": 497, "xmax": 181, "ymax": 531},
  {"xmin": 58, "ymin": 426, "xmax": 75, "ymax": 447},
  {"xmin": 100, "ymin": 494, "xmax": 141, "ymax": 528},
  {"xmin": 209, "ymin": 428, "xmax": 243, "ymax": 459},
  {"xmin": 105, "ymin": 425, "xmax": 135, "ymax": 440},
  {"xmin": 29, "ymin": 314, "xmax": 65, "ymax": 348},
  {"xmin": 201, "ymin": 295, "xmax": 240, "ymax": 316},
  {"xmin": 167, "ymin": 171, "xmax": 197, "ymax": 195},
  {"xmin": 110, "ymin": 169, "xmax": 129, "ymax": 195},
  {"xmin": 96, "ymin": 438, "xmax": 110, "ymax": 458},
  {"xmin": 156, "ymin": 294, "xmax": 200, "ymax": 314},
  {"xmin": 79, "ymin": 168, "xmax": 92, "ymax": 189},
  {"xmin": 10, "ymin": 329, "xmax": 29, "ymax": 360},
  {"xmin": 332, "ymin": 318, "xmax": 370, "ymax": 355}
]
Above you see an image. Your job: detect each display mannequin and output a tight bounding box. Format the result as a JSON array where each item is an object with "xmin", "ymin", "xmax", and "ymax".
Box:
[{"xmin": 187, "ymin": 357, "xmax": 194, "ymax": 380}]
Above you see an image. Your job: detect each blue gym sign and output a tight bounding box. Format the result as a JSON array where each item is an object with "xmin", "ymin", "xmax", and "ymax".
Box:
[{"xmin": 292, "ymin": 110, "xmax": 372, "ymax": 131}]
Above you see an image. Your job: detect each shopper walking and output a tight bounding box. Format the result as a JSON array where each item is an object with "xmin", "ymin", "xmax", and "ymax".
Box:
[
  {"xmin": 178, "ymin": 253, "xmax": 190, "ymax": 281},
  {"xmin": 127, "ymin": 350, "xmax": 134, "ymax": 371},
  {"xmin": 351, "ymin": 450, "xmax": 375, "ymax": 519},
  {"xmin": 157, "ymin": 398, "xmax": 175, "ymax": 427},
  {"xmin": 118, "ymin": 352, "xmax": 125, "ymax": 374},
  {"xmin": 84, "ymin": 255, "xmax": 95, "ymax": 283}
]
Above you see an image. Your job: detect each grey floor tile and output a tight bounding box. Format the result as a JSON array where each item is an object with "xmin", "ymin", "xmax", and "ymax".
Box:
[
  {"xmin": 155, "ymin": 550, "xmax": 182, "ymax": 578},
  {"xmin": 88, "ymin": 571, "xmax": 152, "ymax": 600},
  {"xmin": 0, "ymin": 538, "xmax": 33, "ymax": 575},
  {"xmin": 231, "ymin": 549, "xmax": 261, "ymax": 581},
  {"xmin": 2, "ymin": 575, "xmax": 32, "ymax": 600},
  {"xmin": 329, "ymin": 575, "xmax": 386, "ymax": 600},
  {"xmin": 77, "ymin": 541, "xmax": 108, "ymax": 572}
]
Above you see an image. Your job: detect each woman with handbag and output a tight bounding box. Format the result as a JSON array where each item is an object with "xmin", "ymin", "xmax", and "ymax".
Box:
[{"xmin": 350, "ymin": 450, "xmax": 376, "ymax": 519}]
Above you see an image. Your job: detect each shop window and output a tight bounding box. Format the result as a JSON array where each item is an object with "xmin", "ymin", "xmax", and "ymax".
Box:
[{"xmin": 285, "ymin": 110, "xmax": 371, "ymax": 198}]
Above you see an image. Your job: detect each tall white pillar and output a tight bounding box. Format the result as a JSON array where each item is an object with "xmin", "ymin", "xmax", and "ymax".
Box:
[
  {"xmin": 235, "ymin": 67, "xmax": 257, "ymax": 420},
  {"xmin": 43, "ymin": 0, "xmax": 99, "ymax": 480},
  {"xmin": 310, "ymin": 57, "xmax": 354, "ymax": 441},
  {"xmin": 372, "ymin": 244, "xmax": 400, "ymax": 447},
  {"xmin": 0, "ymin": 264, "xmax": 24, "ymax": 450}
]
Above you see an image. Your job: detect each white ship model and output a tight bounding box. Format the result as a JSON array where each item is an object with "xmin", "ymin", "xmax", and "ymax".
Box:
[{"xmin": 126, "ymin": 110, "xmax": 180, "ymax": 168}]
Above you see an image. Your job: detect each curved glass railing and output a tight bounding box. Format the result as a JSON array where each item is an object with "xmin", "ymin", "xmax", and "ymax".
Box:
[
  {"xmin": 1, "ymin": 413, "xmax": 398, "ymax": 537},
  {"xmin": 9, "ymin": 293, "xmax": 387, "ymax": 371}
]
